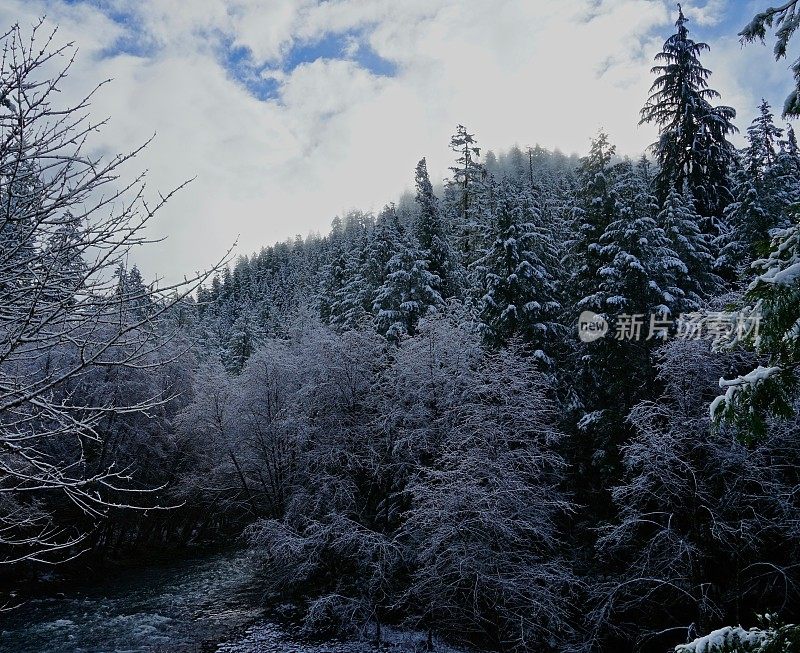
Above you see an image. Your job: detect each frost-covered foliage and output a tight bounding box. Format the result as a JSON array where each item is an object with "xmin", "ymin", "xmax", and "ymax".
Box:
[
  {"xmin": 237, "ymin": 318, "xmax": 575, "ymax": 651},
  {"xmin": 676, "ymin": 626, "xmax": 766, "ymax": 653},
  {"xmin": 0, "ymin": 23, "xmax": 217, "ymax": 565},
  {"xmin": 6, "ymin": 9, "xmax": 800, "ymax": 653},
  {"xmin": 472, "ymin": 179, "xmax": 561, "ymax": 354},
  {"xmin": 740, "ymin": 1, "xmax": 800, "ymax": 117},
  {"xmin": 713, "ymin": 219, "xmax": 800, "ymax": 438},
  {"xmin": 590, "ymin": 338, "xmax": 800, "ymax": 650},
  {"xmin": 373, "ymin": 238, "xmax": 443, "ymax": 342},
  {"xmin": 719, "ymin": 100, "xmax": 800, "ymax": 275},
  {"xmin": 659, "ymin": 186, "xmax": 721, "ymax": 307}
]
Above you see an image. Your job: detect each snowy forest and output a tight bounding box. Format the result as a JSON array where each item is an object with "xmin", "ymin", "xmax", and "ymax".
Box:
[{"xmin": 4, "ymin": 4, "xmax": 800, "ymax": 653}]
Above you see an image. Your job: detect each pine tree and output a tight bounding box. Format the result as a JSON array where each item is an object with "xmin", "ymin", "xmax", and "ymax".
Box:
[
  {"xmin": 713, "ymin": 217, "xmax": 800, "ymax": 439},
  {"xmin": 414, "ymin": 158, "xmax": 457, "ymax": 299},
  {"xmin": 719, "ymin": 169, "xmax": 771, "ymax": 273},
  {"xmin": 721, "ymin": 101, "xmax": 799, "ymax": 272},
  {"xmin": 659, "ymin": 186, "xmax": 720, "ymax": 309},
  {"xmin": 445, "ymin": 125, "xmax": 488, "ymax": 267},
  {"xmin": 115, "ymin": 264, "xmax": 151, "ymax": 320},
  {"xmin": 319, "ymin": 241, "xmax": 350, "ymax": 325},
  {"xmin": 373, "ymin": 237, "xmax": 443, "ymax": 343},
  {"xmin": 746, "ymin": 99, "xmax": 783, "ymax": 173},
  {"xmin": 739, "ymin": 1, "xmax": 800, "ymax": 118},
  {"xmin": 329, "ymin": 232, "xmax": 372, "ymax": 331},
  {"xmin": 362, "ymin": 204, "xmax": 404, "ymax": 293},
  {"xmin": 567, "ymin": 132, "xmax": 618, "ymax": 310},
  {"xmin": 640, "ymin": 5, "xmax": 737, "ymax": 228},
  {"xmin": 568, "ymin": 159, "xmax": 686, "ymax": 510},
  {"xmin": 223, "ymin": 301, "xmax": 262, "ymax": 373},
  {"xmin": 472, "ymin": 179, "xmax": 561, "ymax": 357},
  {"xmin": 41, "ymin": 211, "xmax": 86, "ymax": 304},
  {"xmin": 585, "ymin": 159, "xmax": 684, "ymax": 318},
  {"xmin": 781, "ymin": 123, "xmax": 800, "ymax": 161}
]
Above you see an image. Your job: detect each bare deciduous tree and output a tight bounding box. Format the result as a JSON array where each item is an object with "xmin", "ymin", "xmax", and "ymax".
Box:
[{"xmin": 0, "ymin": 21, "xmax": 223, "ymax": 565}]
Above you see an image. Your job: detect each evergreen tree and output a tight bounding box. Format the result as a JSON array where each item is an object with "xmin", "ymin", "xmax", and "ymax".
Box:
[
  {"xmin": 719, "ymin": 168, "xmax": 772, "ymax": 273},
  {"xmin": 362, "ymin": 204, "xmax": 404, "ymax": 294},
  {"xmin": 585, "ymin": 159, "xmax": 684, "ymax": 318},
  {"xmin": 713, "ymin": 217, "xmax": 800, "ymax": 439},
  {"xmin": 319, "ymin": 241, "xmax": 350, "ymax": 325},
  {"xmin": 640, "ymin": 5, "xmax": 737, "ymax": 228},
  {"xmin": 472, "ymin": 179, "xmax": 560, "ymax": 357},
  {"xmin": 414, "ymin": 158, "xmax": 457, "ymax": 299},
  {"xmin": 223, "ymin": 301, "xmax": 262, "ymax": 373},
  {"xmin": 567, "ymin": 132, "xmax": 618, "ymax": 310},
  {"xmin": 739, "ymin": 1, "xmax": 800, "ymax": 117},
  {"xmin": 445, "ymin": 125, "xmax": 488, "ymax": 266},
  {"xmin": 329, "ymin": 231, "xmax": 372, "ymax": 331},
  {"xmin": 41, "ymin": 211, "xmax": 86, "ymax": 304},
  {"xmin": 720, "ymin": 100, "xmax": 799, "ymax": 272},
  {"xmin": 568, "ymin": 159, "xmax": 685, "ymax": 513},
  {"xmin": 745, "ymin": 99, "xmax": 783, "ymax": 173},
  {"xmin": 659, "ymin": 186, "xmax": 720, "ymax": 309},
  {"xmin": 114, "ymin": 264, "xmax": 152, "ymax": 320},
  {"xmin": 373, "ymin": 237, "xmax": 443, "ymax": 343}
]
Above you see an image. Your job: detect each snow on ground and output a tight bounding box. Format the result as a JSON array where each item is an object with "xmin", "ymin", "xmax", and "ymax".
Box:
[{"xmin": 216, "ymin": 622, "xmax": 470, "ymax": 653}]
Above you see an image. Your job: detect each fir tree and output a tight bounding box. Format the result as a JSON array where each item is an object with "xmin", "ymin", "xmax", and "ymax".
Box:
[
  {"xmin": 114, "ymin": 264, "xmax": 151, "ymax": 320},
  {"xmin": 41, "ymin": 211, "xmax": 86, "ymax": 304},
  {"xmin": 721, "ymin": 101, "xmax": 799, "ymax": 272},
  {"xmin": 658, "ymin": 186, "xmax": 720, "ymax": 310},
  {"xmin": 745, "ymin": 99, "xmax": 783, "ymax": 173},
  {"xmin": 414, "ymin": 158, "xmax": 457, "ymax": 299},
  {"xmin": 445, "ymin": 125, "xmax": 488, "ymax": 266},
  {"xmin": 329, "ymin": 232, "xmax": 372, "ymax": 331},
  {"xmin": 373, "ymin": 237, "xmax": 443, "ymax": 343},
  {"xmin": 223, "ymin": 302, "xmax": 262, "ymax": 373},
  {"xmin": 586, "ymin": 159, "xmax": 684, "ymax": 318},
  {"xmin": 567, "ymin": 132, "xmax": 618, "ymax": 310},
  {"xmin": 319, "ymin": 241, "xmax": 350, "ymax": 325},
  {"xmin": 713, "ymin": 217, "xmax": 800, "ymax": 439},
  {"xmin": 640, "ymin": 5, "xmax": 737, "ymax": 228},
  {"xmin": 472, "ymin": 179, "xmax": 561, "ymax": 357},
  {"xmin": 719, "ymin": 169, "xmax": 771, "ymax": 273}
]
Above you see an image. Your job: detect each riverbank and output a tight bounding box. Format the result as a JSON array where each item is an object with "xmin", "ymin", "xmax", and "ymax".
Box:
[
  {"xmin": 216, "ymin": 621, "xmax": 469, "ymax": 653},
  {"xmin": 0, "ymin": 548, "xmax": 473, "ymax": 653}
]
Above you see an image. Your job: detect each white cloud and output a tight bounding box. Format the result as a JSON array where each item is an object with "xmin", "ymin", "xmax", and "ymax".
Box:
[{"xmin": 0, "ymin": 0, "xmax": 789, "ymax": 280}]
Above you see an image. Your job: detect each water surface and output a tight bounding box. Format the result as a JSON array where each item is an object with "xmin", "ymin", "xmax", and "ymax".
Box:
[{"xmin": 0, "ymin": 550, "xmax": 265, "ymax": 653}]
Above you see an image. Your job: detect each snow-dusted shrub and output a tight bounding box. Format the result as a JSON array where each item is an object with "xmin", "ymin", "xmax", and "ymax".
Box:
[
  {"xmin": 676, "ymin": 626, "xmax": 766, "ymax": 653},
  {"xmin": 675, "ymin": 618, "xmax": 800, "ymax": 653}
]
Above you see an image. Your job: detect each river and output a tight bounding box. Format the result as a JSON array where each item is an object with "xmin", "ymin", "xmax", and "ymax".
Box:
[
  {"xmin": 0, "ymin": 549, "xmax": 267, "ymax": 653},
  {"xmin": 0, "ymin": 550, "xmax": 464, "ymax": 653}
]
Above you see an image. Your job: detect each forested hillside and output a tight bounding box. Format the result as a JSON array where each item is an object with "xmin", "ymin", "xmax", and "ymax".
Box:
[{"xmin": 4, "ymin": 6, "xmax": 800, "ymax": 653}]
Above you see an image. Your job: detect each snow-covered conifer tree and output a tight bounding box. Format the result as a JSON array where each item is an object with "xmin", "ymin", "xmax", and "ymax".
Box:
[
  {"xmin": 659, "ymin": 186, "xmax": 720, "ymax": 309},
  {"xmin": 373, "ymin": 235, "xmax": 443, "ymax": 343},
  {"xmin": 414, "ymin": 157, "xmax": 458, "ymax": 298},
  {"xmin": 640, "ymin": 5, "xmax": 737, "ymax": 228},
  {"xmin": 472, "ymin": 179, "xmax": 561, "ymax": 357}
]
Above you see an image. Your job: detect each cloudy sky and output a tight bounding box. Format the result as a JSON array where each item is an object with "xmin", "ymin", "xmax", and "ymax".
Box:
[{"xmin": 0, "ymin": 0, "xmax": 795, "ymax": 279}]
